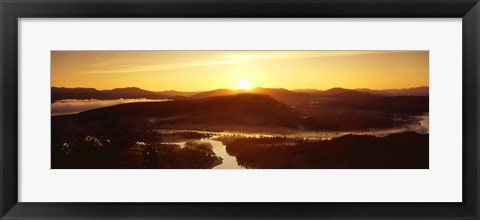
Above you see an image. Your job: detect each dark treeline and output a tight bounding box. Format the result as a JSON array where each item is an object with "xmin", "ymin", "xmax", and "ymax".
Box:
[
  {"xmin": 51, "ymin": 113, "xmax": 221, "ymax": 169},
  {"xmin": 167, "ymin": 131, "xmax": 213, "ymax": 140},
  {"xmin": 225, "ymin": 132, "xmax": 428, "ymax": 169},
  {"xmin": 151, "ymin": 142, "xmax": 222, "ymax": 169}
]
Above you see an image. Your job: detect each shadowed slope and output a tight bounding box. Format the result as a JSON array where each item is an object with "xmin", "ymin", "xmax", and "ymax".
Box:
[{"xmin": 63, "ymin": 93, "xmax": 323, "ymax": 131}]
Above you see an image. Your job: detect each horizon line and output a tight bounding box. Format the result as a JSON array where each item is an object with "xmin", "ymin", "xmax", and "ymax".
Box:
[{"xmin": 51, "ymin": 85, "xmax": 429, "ymax": 93}]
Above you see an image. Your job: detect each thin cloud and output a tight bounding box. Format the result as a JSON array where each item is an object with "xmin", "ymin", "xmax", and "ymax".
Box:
[{"xmin": 84, "ymin": 51, "xmax": 379, "ymax": 75}]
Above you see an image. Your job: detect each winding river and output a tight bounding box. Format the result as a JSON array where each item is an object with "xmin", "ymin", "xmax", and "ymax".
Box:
[{"xmin": 155, "ymin": 113, "xmax": 429, "ymax": 169}]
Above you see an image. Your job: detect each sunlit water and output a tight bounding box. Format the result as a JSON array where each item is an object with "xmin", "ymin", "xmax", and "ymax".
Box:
[
  {"xmin": 164, "ymin": 137, "xmax": 243, "ymax": 169},
  {"xmin": 154, "ymin": 115, "xmax": 429, "ymax": 169},
  {"xmin": 51, "ymin": 98, "xmax": 171, "ymax": 116},
  {"xmin": 206, "ymin": 137, "xmax": 244, "ymax": 169}
]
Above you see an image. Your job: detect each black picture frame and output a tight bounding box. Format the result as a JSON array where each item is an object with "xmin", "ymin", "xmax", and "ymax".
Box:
[{"xmin": 1, "ymin": 0, "xmax": 479, "ymax": 219}]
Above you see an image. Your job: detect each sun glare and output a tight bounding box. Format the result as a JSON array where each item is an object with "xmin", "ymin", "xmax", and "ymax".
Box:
[{"xmin": 237, "ymin": 80, "xmax": 251, "ymax": 90}]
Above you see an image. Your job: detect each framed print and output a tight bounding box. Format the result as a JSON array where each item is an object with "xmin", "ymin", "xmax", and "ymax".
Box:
[
  {"xmin": 1, "ymin": 0, "xmax": 479, "ymax": 219},
  {"xmin": 50, "ymin": 50, "xmax": 430, "ymax": 170}
]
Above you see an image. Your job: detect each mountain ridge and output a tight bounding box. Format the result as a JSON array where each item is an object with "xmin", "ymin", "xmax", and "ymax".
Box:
[
  {"xmin": 52, "ymin": 86, "xmax": 429, "ymax": 103},
  {"xmin": 58, "ymin": 93, "xmax": 325, "ymax": 132}
]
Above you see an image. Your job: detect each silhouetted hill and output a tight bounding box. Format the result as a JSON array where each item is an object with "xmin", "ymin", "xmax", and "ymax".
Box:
[
  {"xmin": 189, "ymin": 89, "xmax": 238, "ymax": 99},
  {"xmin": 250, "ymin": 87, "xmax": 316, "ymax": 103},
  {"xmin": 320, "ymin": 87, "xmax": 351, "ymax": 95},
  {"xmin": 52, "ymin": 87, "xmax": 170, "ymax": 102},
  {"xmin": 52, "ymin": 87, "xmax": 98, "ymax": 94},
  {"xmin": 103, "ymin": 87, "xmax": 165, "ymax": 99},
  {"xmin": 320, "ymin": 88, "xmax": 382, "ymax": 101},
  {"xmin": 63, "ymin": 93, "xmax": 324, "ymax": 132},
  {"xmin": 294, "ymin": 87, "xmax": 366, "ymax": 95},
  {"xmin": 190, "ymin": 87, "xmax": 317, "ymax": 104},
  {"xmin": 157, "ymin": 90, "xmax": 197, "ymax": 97},
  {"xmin": 184, "ymin": 87, "xmax": 379, "ymax": 104},
  {"xmin": 295, "ymin": 86, "xmax": 428, "ymax": 97},
  {"xmin": 51, "ymin": 87, "xmax": 109, "ymax": 101},
  {"xmin": 355, "ymin": 86, "xmax": 429, "ymax": 96}
]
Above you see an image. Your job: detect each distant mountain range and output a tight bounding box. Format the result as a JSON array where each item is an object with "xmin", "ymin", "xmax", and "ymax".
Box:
[
  {"xmin": 354, "ymin": 86, "xmax": 429, "ymax": 96},
  {"xmin": 52, "ymin": 86, "xmax": 428, "ymax": 103},
  {"xmin": 295, "ymin": 86, "xmax": 429, "ymax": 96},
  {"xmin": 51, "ymin": 87, "xmax": 168, "ymax": 102}
]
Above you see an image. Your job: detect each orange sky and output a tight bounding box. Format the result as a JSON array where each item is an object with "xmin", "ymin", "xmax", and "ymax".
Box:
[{"xmin": 51, "ymin": 51, "xmax": 429, "ymax": 91}]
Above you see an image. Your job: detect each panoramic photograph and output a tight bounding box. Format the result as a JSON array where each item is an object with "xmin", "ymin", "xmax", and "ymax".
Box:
[{"xmin": 51, "ymin": 51, "xmax": 429, "ymax": 169}]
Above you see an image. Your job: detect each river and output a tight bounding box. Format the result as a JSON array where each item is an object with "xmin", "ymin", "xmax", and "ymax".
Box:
[{"xmin": 155, "ymin": 114, "xmax": 429, "ymax": 169}]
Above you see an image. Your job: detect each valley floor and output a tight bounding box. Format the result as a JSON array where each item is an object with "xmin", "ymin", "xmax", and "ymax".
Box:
[{"xmin": 52, "ymin": 129, "xmax": 428, "ymax": 169}]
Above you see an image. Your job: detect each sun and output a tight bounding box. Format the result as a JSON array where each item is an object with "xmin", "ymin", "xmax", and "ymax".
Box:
[{"xmin": 237, "ymin": 80, "xmax": 251, "ymax": 90}]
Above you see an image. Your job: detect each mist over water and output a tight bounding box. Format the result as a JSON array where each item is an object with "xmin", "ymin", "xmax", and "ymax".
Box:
[
  {"xmin": 51, "ymin": 99, "xmax": 429, "ymax": 169},
  {"xmin": 51, "ymin": 98, "xmax": 171, "ymax": 116},
  {"xmin": 154, "ymin": 115, "xmax": 429, "ymax": 169}
]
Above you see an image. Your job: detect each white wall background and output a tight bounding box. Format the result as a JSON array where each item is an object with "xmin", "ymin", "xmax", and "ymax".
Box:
[{"xmin": 18, "ymin": 18, "xmax": 462, "ymax": 202}]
